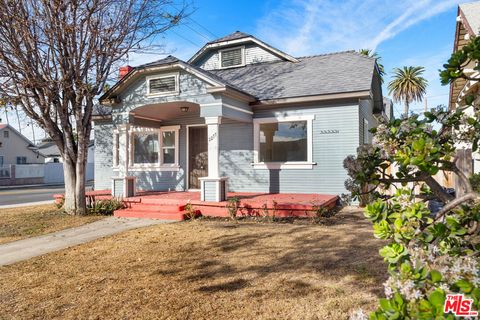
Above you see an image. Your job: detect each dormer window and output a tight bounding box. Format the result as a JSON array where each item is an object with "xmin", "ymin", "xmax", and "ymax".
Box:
[
  {"xmin": 220, "ymin": 46, "xmax": 244, "ymax": 68},
  {"xmin": 146, "ymin": 73, "xmax": 179, "ymax": 96}
]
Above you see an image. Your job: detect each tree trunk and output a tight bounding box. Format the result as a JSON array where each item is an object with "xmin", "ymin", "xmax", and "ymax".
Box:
[
  {"xmin": 75, "ymin": 144, "xmax": 87, "ymax": 215},
  {"xmin": 404, "ymin": 101, "xmax": 409, "ymax": 117},
  {"xmin": 63, "ymin": 158, "xmax": 77, "ymax": 214}
]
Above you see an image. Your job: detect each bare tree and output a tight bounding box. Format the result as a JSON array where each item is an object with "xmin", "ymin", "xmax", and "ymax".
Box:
[{"xmin": 0, "ymin": 0, "xmax": 187, "ymax": 214}]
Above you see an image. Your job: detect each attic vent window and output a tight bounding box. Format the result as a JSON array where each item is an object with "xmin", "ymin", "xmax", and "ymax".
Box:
[
  {"xmin": 147, "ymin": 74, "xmax": 179, "ymax": 96},
  {"xmin": 220, "ymin": 47, "xmax": 244, "ymax": 68}
]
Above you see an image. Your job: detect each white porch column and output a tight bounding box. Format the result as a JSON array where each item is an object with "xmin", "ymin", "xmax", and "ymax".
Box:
[
  {"xmin": 206, "ymin": 116, "xmax": 221, "ymax": 178},
  {"xmin": 200, "ymin": 116, "xmax": 227, "ymax": 202},
  {"xmin": 112, "ymin": 123, "xmax": 135, "ymax": 198}
]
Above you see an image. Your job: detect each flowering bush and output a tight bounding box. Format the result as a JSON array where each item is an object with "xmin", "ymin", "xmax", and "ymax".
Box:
[{"xmin": 346, "ymin": 38, "xmax": 480, "ymax": 319}]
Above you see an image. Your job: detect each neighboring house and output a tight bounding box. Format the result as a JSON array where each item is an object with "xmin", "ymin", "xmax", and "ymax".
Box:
[
  {"xmin": 95, "ymin": 31, "xmax": 385, "ymax": 201},
  {"xmin": 0, "ymin": 123, "xmax": 45, "ymax": 185},
  {"xmin": 0, "ymin": 123, "xmax": 44, "ymax": 166},
  {"xmin": 37, "ymin": 139, "xmax": 95, "ymax": 164},
  {"xmin": 450, "ymin": 2, "xmax": 480, "ymax": 181}
]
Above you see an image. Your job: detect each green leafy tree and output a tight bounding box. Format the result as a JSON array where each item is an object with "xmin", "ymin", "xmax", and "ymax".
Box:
[
  {"xmin": 346, "ymin": 39, "xmax": 480, "ymax": 319},
  {"xmin": 388, "ymin": 66, "xmax": 428, "ymax": 116},
  {"xmin": 359, "ymin": 49, "xmax": 386, "ymax": 83}
]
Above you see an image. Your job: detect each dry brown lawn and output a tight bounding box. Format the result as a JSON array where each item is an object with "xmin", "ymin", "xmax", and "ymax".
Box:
[
  {"xmin": 0, "ymin": 205, "xmax": 104, "ymax": 244},
  {"xmin": 0, "ymin": 207, "xmax": 386, "ymax": 319}
]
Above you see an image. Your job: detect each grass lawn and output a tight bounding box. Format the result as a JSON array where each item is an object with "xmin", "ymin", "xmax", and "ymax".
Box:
[
  {"xmin": 0, "ymin": 207, "xmax": 386, "ymax": 319},
  {"xmin": 0, "ymin": 205, "xmax": 104, "ymax": 244}
]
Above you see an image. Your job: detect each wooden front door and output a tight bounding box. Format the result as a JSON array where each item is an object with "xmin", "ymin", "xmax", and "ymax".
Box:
[{"xmin": 188, "ymin": 126, "xmax": 208, "ymax": 189}]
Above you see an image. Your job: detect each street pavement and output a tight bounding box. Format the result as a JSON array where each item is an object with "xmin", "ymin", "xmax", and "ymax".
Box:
[{"xmin": 0, "ymin": 185, "xmax": 64, "ymax": 206}]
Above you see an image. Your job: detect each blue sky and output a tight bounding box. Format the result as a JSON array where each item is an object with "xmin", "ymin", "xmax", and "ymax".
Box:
[
  {"xmin": 3, "ymin": 0, "xmax": 471, "ymax": 141},
  {"xmin": 129, "ymin": 0, "xmax": 469, "ymax": 118}
]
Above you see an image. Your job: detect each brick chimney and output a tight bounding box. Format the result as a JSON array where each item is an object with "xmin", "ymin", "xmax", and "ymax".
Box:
[{"xmin": 119, "ymin": 65, "xmax": 134, "ymax": 79}]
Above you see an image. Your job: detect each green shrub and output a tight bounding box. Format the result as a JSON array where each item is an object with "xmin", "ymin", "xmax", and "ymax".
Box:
[
  {"xmin": 470, "ymin": 173, "xmax": 480, "ymax": 193},
  {"xmin": 88, "ymin": 199, "xmax": 124, "ymax": 215}
]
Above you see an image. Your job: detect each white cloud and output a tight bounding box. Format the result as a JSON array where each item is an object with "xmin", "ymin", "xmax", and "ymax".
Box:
[{"xmin": 256, "ymin": 0, "xmax": 459, "ymax": 56}]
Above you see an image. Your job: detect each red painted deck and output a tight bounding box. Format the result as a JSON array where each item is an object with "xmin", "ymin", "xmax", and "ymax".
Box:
[{"xmin": 54, "ymin": 190, "xmax": 338, "ymax": 221}]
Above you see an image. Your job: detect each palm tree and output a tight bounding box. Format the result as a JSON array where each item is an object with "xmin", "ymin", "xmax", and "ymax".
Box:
[
  {"xmin": 359, "ymin": 49, "xmax": 385, "ymax": 83},
  {"xmin": 388, "ymin": 66, "xmax": 428, "ymax": 116}
]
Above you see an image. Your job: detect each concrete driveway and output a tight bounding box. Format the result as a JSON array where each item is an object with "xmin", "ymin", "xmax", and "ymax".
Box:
[{"xmin": 0, "ymin": 217, "xmax": 171, "ymax": 266}]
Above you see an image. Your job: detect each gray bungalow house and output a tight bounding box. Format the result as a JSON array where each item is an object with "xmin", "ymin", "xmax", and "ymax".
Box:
[{"xmin": 95, "ymin": 31, "xmax": 386, "ymax": 202}]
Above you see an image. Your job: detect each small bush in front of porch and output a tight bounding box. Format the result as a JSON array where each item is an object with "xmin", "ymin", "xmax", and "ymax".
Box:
[
  {"xmin": 88, "ymin": 199, "xmax": 125, "ymax": 216},
  {"xmin": 226, "ymin": 196, "xmax": 240, "ymax": 220},
  {"xmin": 184, "ymin": 202, "xmax": 198, "ymax": 220}
]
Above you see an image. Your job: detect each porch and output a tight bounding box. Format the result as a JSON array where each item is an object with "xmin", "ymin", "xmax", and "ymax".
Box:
[{"xmin": 65, "ymin": 190, "xmax": 338, "ymax": 220}]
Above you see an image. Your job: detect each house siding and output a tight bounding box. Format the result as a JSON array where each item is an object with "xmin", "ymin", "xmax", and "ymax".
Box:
[
  {"xmin": 93, "ymin": 121, "xmax": 114, "ymax": 190},
  {"xmin": 96, "ymin": 101, "xmax": 365, "ymax": 196},
  {"xmin": 195, "ymin": 43, "xmax": 282, "ymax": 70},
  {"xmin": 219, "ymin": 103, "xmax": 361, "ymax": 195},
  {"xmin": 359, "ymin": 99, "xmax": 377, "ymax": 144},
  {"xmin": 0, "ymin": 127, "xmax": 44, "ymax": 165}
]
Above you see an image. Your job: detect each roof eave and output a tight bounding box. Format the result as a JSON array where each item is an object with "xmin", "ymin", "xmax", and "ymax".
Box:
[{"xmin": 251, "ymin": 90, "xmax": 371, "ymax": 106}]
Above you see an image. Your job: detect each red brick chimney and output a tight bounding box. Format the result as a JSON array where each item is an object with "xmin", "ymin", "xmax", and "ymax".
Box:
[{"xmin": 119, "ymin": 65, "xmax": 134, "ymax": 79}]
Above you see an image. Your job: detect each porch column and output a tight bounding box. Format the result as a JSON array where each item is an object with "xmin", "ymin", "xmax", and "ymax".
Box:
[
  {"xmin": 112, "ymin": 123, "xmax": 135, "ymax": 198},
  {"xmin": 200, "ymin": 116, "xmax": 227, "ymax": 202},
  {"xmin": 207, "ymin": 116, "xmax": 221, "ymax": 178}
]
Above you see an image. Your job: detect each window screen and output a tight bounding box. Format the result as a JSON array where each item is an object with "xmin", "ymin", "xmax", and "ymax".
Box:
[
  {"xmin": 149, "ymin": 76, "xmax": 176, "ymax": 94},
  {"xmin": 221, "ymin": 48, "xmax": 243, "ymax": 68}
]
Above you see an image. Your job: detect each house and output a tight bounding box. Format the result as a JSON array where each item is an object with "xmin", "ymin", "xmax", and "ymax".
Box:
[
  {"xmin": 95, "ymin": 31, "xmax": 384, "ymax": 202},
  {"xmin": 0, "ymin": 123, "xmax": 45, "ymax": 185},
  {"xmin": 37, "ymin": 139, "xmax": 95, "ymax": 164},
  {"xmin": 450, "ymin": 2, "xmax": 480, "ymax": 182},
  {"xmin": 0, "ymin": 124, "xmax": 44, "ymax": 166}
]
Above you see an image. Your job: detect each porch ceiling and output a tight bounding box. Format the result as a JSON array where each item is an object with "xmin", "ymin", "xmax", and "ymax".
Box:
[{"xmin": 131, "ymin": 102, "xmax": 200, "ymax": 121}]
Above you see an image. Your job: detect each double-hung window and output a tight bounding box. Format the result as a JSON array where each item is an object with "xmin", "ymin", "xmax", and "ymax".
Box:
[
  {"xmin": 130, "ymin": 126, "xmax": 180, "ymax": 170},
  {"xmin": 253, "ymin": 115, "xmax": 315, "ymax": 169}
]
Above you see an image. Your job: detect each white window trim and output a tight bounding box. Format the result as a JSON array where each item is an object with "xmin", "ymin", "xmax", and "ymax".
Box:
[
  {"xmin": 146, "ymin": 73, "xmax": 180, "ymax": 97},
  {"xmin": 218, "ymin": 45, "xmax": 245, "ymax": 69},
  {"xmin": 363, "ymin": 118, "xmax": 369, "ymax": 144},
  {"xmin": 252, "ymin": 115, "xmax": 315, "ymax": 170},
  {"xmin": 129, "ymin": 126, "xmax": 180, "ymax": 171},
  {"xmin": 113, "ymin": 130, "xmax": 119, "ymax": 168}
]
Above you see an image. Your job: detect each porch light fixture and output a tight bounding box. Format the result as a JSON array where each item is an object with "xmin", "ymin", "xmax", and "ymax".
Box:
[{"xmin": 180, "ymin": 106, "xmax": 189, "ymax": 113}]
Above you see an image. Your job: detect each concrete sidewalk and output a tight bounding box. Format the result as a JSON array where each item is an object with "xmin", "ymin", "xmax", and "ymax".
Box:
[{"xmin": 0, "ymin": 217, "xmax": 171, "ymax": 266}]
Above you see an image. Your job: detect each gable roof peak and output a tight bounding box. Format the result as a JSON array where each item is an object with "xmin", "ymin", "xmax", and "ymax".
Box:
[{"xmin": 207, "ymin": 31, "xmax": 251, "ymax": 45}]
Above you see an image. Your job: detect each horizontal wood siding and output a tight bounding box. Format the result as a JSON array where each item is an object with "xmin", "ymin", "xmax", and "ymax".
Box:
[
  {"xmin": 195, "ymin": 43, "xmax": 282, "ymax": 70},
  {"xmin": 203, "ymin": 181, "xmax": 217, "ymax": 201},
  {"xmin": 219, "ymin": 104, "xmax": 360, "ymax": 195},
  {"xmin": 359, "ymin": 99, "xmax": 377, "ymax": 145},
  {"xmin": 93, "ymin": 121, "xmax": 114, "ymax": 190}
]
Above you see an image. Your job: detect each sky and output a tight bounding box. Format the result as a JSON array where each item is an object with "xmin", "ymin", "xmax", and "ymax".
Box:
[{"xmin": 1, "ymin": 0, "xmax": 471, "ymax": 142}]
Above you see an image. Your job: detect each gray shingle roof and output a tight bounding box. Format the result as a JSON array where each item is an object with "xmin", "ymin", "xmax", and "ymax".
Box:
[
  {"xmin": 209, "ymin": 51, "xmax": 376, "ymax": 100},
  {"xmin": 207, "ymin": 31, "xmax": 250, "ymax": 44},
  {"xmin": 460, "ymin": 1, "xmax": 480, "ymax": 35}
]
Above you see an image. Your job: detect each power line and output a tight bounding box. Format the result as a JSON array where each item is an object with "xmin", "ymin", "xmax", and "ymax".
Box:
[
  {"xmin": 169, "ymin": 29, "xmax": 203, "ymax": 49},
  {"xmin": 169, "ymin": 3, "xmax": 219, "ymax": 39},
  {"xmin": 181, "ymin": 22, "xmax": 212, "ymax": 42}
]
